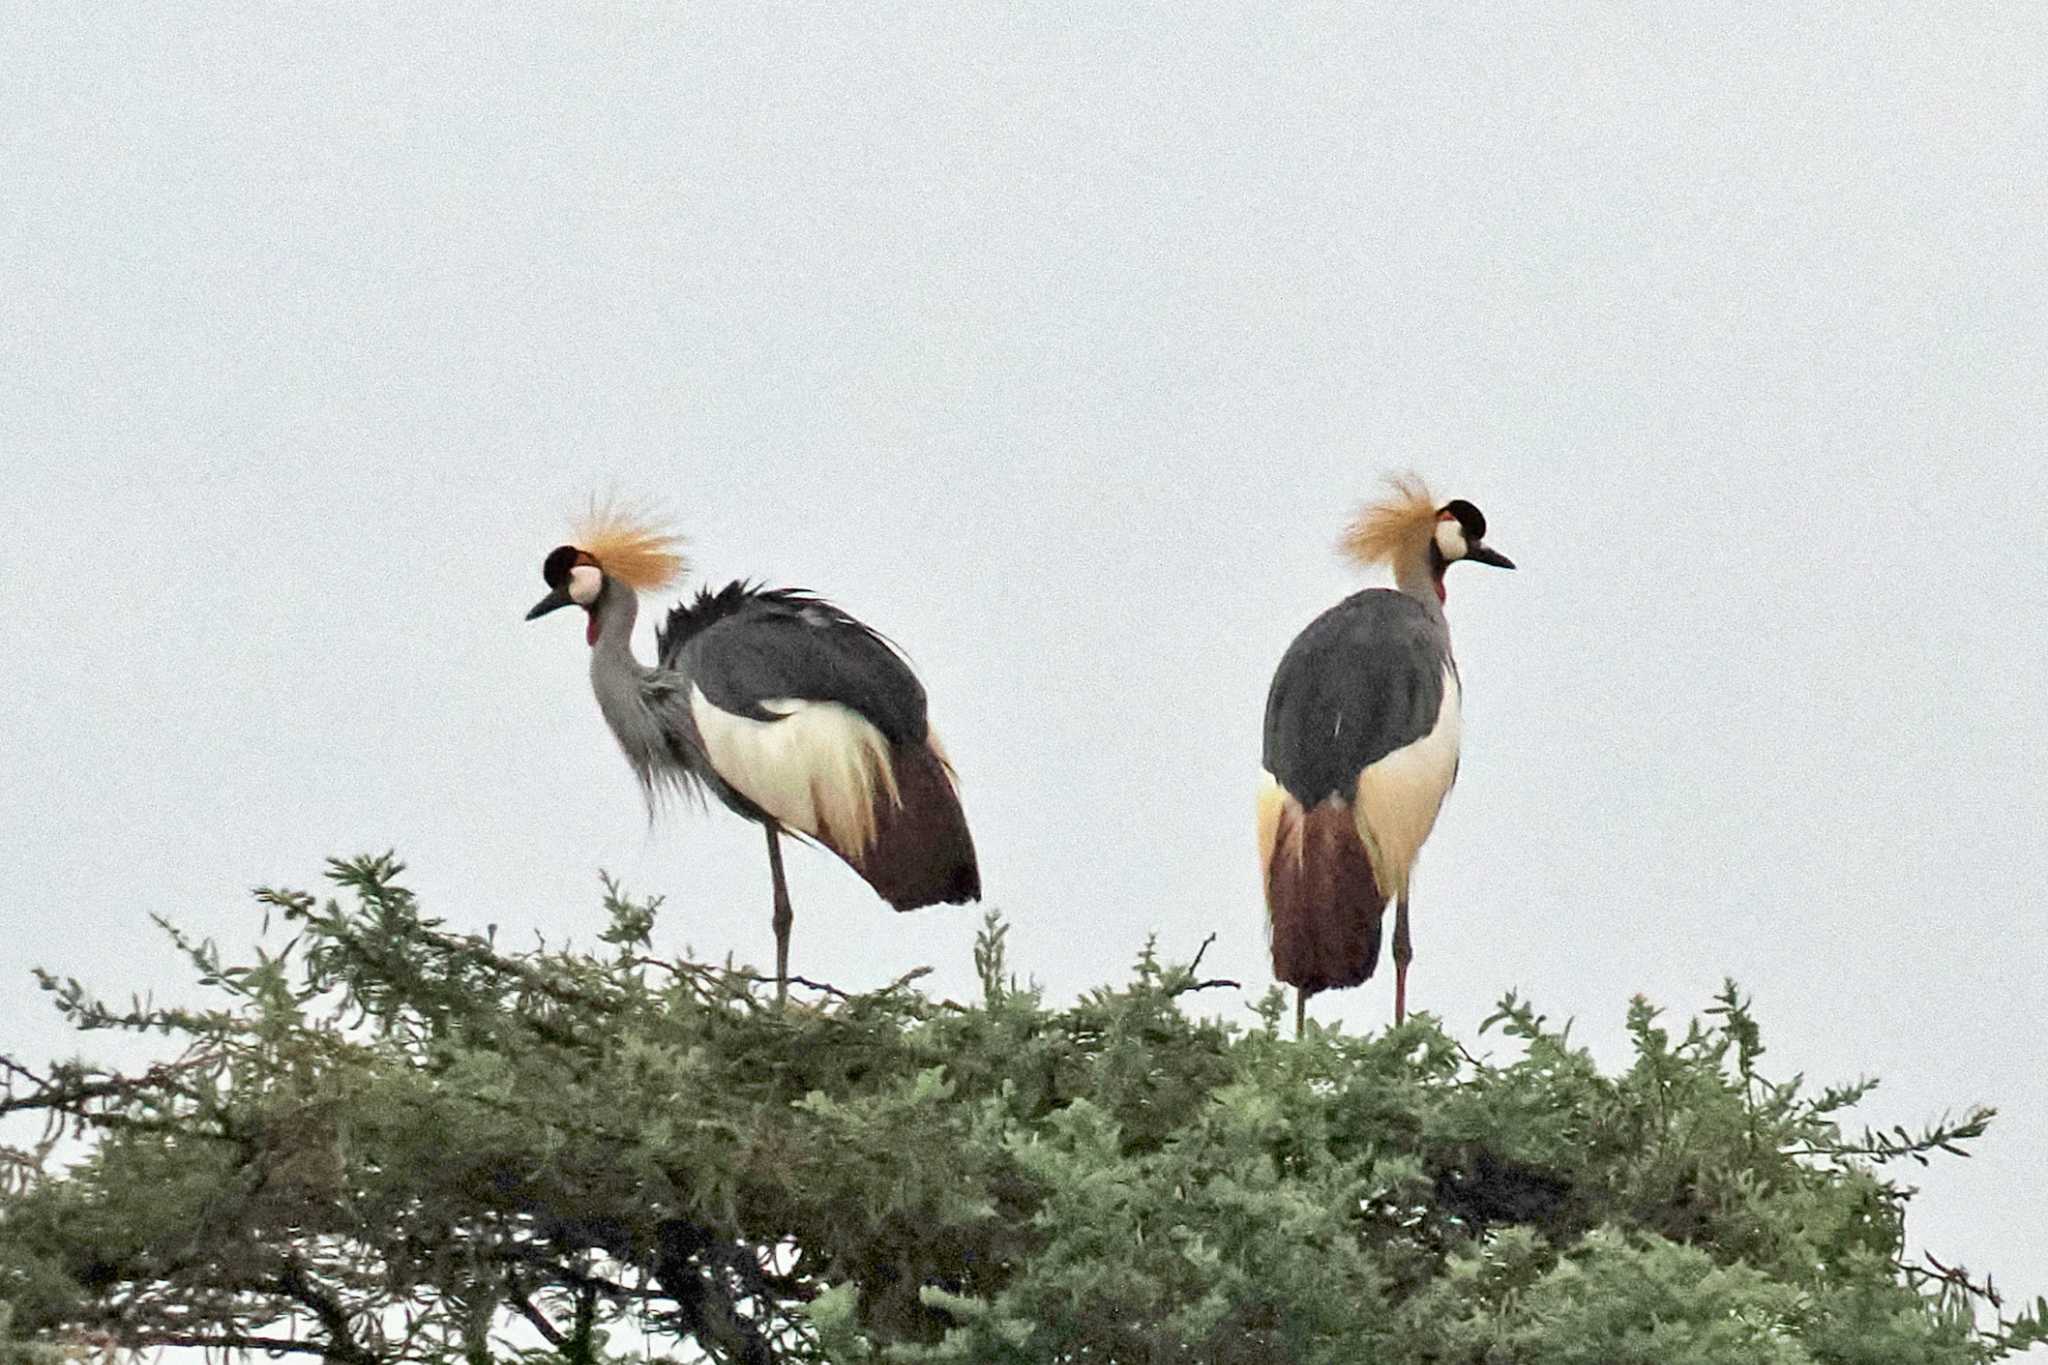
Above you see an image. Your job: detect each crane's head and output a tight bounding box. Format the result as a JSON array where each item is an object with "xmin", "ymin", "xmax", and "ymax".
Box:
[
  {"xmin": 1340, "ymin": 473, "xmax": 1513, "ymax": 601},
  {"xmin": 526, "ymin": 502, "xmax": 685, "ymax": 645},
  {"xmin": 1430, "ymin": 499, "xmax": 1514, "ymax": 571}
]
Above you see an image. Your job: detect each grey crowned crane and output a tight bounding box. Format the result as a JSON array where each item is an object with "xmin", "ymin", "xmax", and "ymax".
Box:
[
  {"xmin": 1258, "ymin": 475, "xmax": 1513, "ymax": 1034},
  {"xmin": 526, "ymin": 506, "xmax": 980, "ymax": 1000}
]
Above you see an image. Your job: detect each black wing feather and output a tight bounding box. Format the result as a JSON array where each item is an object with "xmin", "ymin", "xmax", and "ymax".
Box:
[
  {"xmin": 657, "ymin": 583, "xmax": 929, "ymax": 746},
  {"xmin": 1263, "ymin": 589, "xmax": 1450, "ymax": 807}
]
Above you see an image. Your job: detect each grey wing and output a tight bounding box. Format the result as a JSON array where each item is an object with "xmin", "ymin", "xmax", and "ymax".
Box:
[
  {"xmin": 677, "ymin": 599, "xmax": 930, "ymax": 745},
  {"xmin": 1262, "ymin": 590, "xmax": 1450, "ymax": 806}
]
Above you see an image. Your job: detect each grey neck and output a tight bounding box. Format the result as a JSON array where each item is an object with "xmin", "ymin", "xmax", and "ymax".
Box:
[
  {"xmin": 1392, "ymin": 545, "xmax": 1449, "ymax": 621},
  {"xmin": 586, "ymin": 581, "xmax": 672, "ymax": 797},
  {"xmin": 589, "ymin": 581, "xmax": 644, "ymax": 670}
]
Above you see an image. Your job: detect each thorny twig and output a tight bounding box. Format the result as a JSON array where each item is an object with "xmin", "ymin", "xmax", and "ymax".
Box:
[
  {"xmin": 726, "ymin": 965, "xmax": 935, "ymax": 1002},
  {"xmin": 0, "ymin": 1057, "xmax": 213, "ymax": 1122},
  {"xmin": 625, "ymin": 956, "xmax": 933, "ymax": 1005},
  {"xmin": 1916, "ymin": 1252, "xmax": 2003, "ymax": 1310},
  {"xmin": 1158, "ymin": 934, "xmax": 1239, "ymax": 996}
]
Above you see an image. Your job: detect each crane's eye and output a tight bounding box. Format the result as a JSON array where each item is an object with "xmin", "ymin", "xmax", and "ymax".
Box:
[
  {"xmin": 1434, "ymin": 516, "xmax": 1468, "ymax": 561},
  {"xmin": 568, "ymin": 564, "xmax": 603, "ymax": 605}
]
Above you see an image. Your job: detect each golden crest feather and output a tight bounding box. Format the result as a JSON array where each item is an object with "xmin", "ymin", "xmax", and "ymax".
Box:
[
  {"xmin": 573, "ymin": 498, "xmax": 685, "ymax": 593},
  {"xmin": 1338, "ymin": 472, "xmax": 1439, "ymax": 568}
]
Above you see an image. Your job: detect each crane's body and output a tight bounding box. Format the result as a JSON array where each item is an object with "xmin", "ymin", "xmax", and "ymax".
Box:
[
  {"xmin": 530, "ymin": 508, "xmax": 978, "ymax": 998},
  {"xmin": 1261, "ymin": 588, "xmax": 1459, "ymax": 993},
  {"xmin": 654, "ymin": 583, "xmax": 978, "ymax": 910},
  {"xmin": 1258, "ymin": 476, "xmax": 1511, "ymax": 1032}
]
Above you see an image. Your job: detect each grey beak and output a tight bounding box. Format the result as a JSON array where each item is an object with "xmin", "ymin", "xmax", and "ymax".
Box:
[
  {"xmin": 1468, "ymin": 544, "xmax": 1515, "ymax": 570},
  {"xmin": 526, "ymin": 586, "xmax": 574, "ymax": 620}
]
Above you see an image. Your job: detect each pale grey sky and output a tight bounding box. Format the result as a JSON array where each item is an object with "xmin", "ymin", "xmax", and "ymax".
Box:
[{"xmin": 6, "ymin": 2, "xmax": 2045, "ymax": 1322}]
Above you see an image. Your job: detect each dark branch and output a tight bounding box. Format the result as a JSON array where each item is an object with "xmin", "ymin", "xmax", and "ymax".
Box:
[
  {"xmin": 506, "ymin": 1286, "xmax": 566, "ymax": 1348},
  {"xmin": 567, "ymin": 1283, "xmax": 598, "ymax": 1365},
  {"xmin": 725, "ymin": 965, "xmax": 934, "ymax": 1002},
  {"xmin": 120, "ymin": 1331, "xmax": 345, "ymax": 1360},
  {"xmin": 1918, "ymin": 1252, "xmax": 2004, "ymax": 1310},
  {"xmin": 0, "ymin": 1058, "xmax": 209, "ymax": 1120},
  {"xmin": 271, "ymin": 1261, "xmax": 378, "ymax": 1365}
]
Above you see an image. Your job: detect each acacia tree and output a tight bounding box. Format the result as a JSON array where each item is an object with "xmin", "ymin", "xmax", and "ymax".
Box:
[{"xmin": 2, "ymin": 855, "xmax": 2042, "ymax": 1363}]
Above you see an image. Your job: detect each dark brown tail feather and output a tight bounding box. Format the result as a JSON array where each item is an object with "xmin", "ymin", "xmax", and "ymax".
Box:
[
  {"xmin": 1266, "ymin": 797, "xmax": 1386, "ymax": 995},
  {"xmin": 842, "ymin": 740, "xmax": 981, "ymax": 909}
]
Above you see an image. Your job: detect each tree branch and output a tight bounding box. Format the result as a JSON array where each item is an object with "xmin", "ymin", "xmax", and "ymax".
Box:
[
  {"xmin": 119, "ymin": 1331, "xmax": 346, "ymax": 1359},
  {"xmin": 567, "ymin": 1283, "xmax": 597, "ymax": 1365},
  {"xmin": 271, "ymin": 1261, "xmax": 378, "ymax": 1365},
  {"xmin": 0, "ymin": 1057, "xmax": 209, "ymax": 1121},
  {"xmin": 505, "ymin": 1282, "xmax": 566, "ymax": 1349}
]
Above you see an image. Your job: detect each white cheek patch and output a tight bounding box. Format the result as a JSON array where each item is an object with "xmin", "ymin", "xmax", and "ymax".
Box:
[
  {"xmin": 1434, "ymin": 519, "xmax": 1468, "ymax": 561},
  {"xmin": 567, "ymin": 564, "xmax": 603, "ymax": 605}
]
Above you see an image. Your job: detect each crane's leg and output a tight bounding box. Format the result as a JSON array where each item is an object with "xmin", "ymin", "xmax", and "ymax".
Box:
[
  {"xmin": 1392, "ymin": 894, "xmax": 1413, "ymax": 1025},
  {"xmin": 1295, "ymin": 988, "xmax": 1307, "ymax": 1039},
  {"xmin": 765, "ymin": 824, "xmax": 793, "ymax": 1006}
]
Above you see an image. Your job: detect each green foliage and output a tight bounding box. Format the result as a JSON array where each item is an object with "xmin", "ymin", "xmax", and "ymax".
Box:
[{"xmin": 1, "ymin": 855, "xmax": 2041, "ymax": 1363}]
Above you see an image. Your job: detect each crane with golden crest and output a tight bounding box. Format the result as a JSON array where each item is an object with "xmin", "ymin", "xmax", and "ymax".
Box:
[
  {"xmin": 1258, "ymin": 475, "xmax": 1514, "ymax": 1034},
  {"xmin": 526, "ymin": 504, "xmax": 981, "ymax": 999}
]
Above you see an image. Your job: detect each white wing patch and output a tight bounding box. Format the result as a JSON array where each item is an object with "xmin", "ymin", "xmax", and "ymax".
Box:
[
  {"xmin": 689, "ymin": 689, "xmax": 901, "ymax": 856},
  {"xmin": 1352, "ymin": 666, "xmax": 1461, "ymax": 900},
  {"xmin": 1256, "ymin": 771, "xmax": 1294, "ymax": 875}
]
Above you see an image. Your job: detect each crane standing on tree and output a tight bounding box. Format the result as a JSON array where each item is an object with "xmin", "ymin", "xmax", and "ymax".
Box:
[
  {"xmin": 1258, "ymin": 475, "xmax": 1514, "ymax": 1034},
  {"xmin": 526, "ymin": 504, "xmax": 981, "ymax": 1000}
]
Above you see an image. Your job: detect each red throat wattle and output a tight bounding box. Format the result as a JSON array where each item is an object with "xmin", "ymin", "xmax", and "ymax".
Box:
[
  {"xmin": 585, "ymin": 611, "xmax": 600, "ymax": 647},
  {"xmin": 1433, "ymin": 579, "xmax": 1447, "ymax": 604}
]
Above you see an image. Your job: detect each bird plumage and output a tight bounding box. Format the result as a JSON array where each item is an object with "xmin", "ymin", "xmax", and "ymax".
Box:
[
  {"xmin": 1260, "ymin": 590, "xmax": 1459, "ymax": 995},
  {"xmin": 1262, "ymin": 590, "xmax": 1454, "ymax": 811},
  {"xmin": 1338, "ymin": 472, "xmax": 1441, "ymax": 572},
  {"xmin": 529, "ymin": 511, "xmax": 980, "ymax": 997},
  {"xmin": 657, "ymin": 584, "xmax": 926, "ymax": 744},
  {"xmin": 1258, "ymin": 780, "xmax": 1385, "ymax": 994},
  {"xmin": 654, "ymin": 582, "xmax": 978, "ymax": 908},
  {"xmin": 571, "ymin": 500, "xmax": 686, "ymax": 593},
  {"xmin": 1259, "ymin": 475, "xmax": 1512, "ymax": 1028}
]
